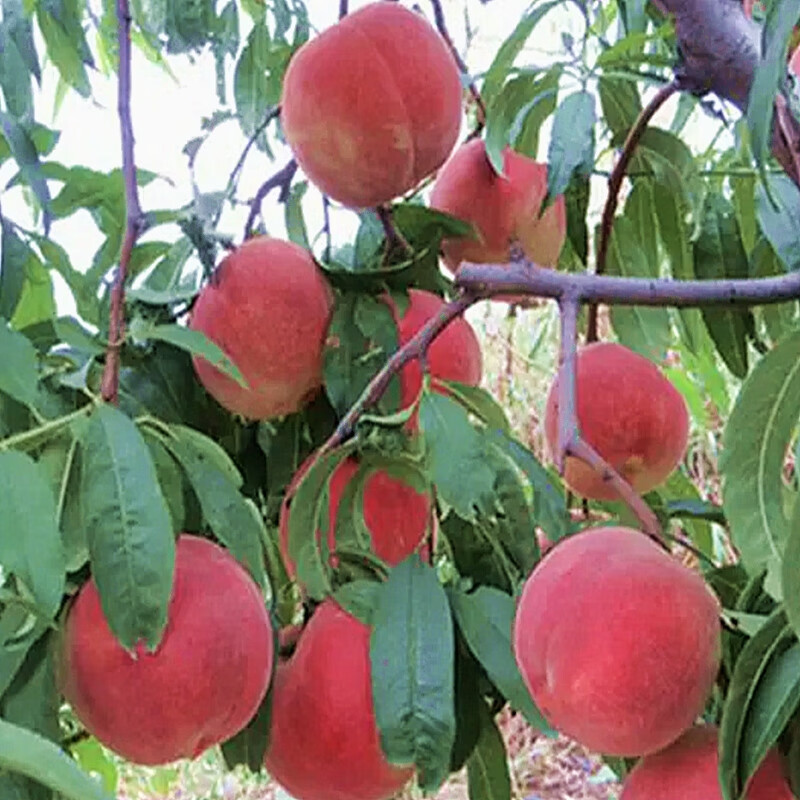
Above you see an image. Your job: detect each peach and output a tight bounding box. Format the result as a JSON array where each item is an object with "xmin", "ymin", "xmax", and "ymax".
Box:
[
  {"xmin": 280, "ymin": 2, "xmax": 462, "ymax": 209},
  {"xmin": 190, "ymin": 236, "xmax": 333, "ymax": 420},
  {"xmin": 544, "ymin": 342, "xmax": 689, "ymax": 501},
  {"xmin": 57, "ymin": 535, "xmax": 274, "ymax": 765},
  {"xmin": 429, "ymin": 139, "xmax": 567, "ymax": 274},
  {"xmin": 385, "ymin": 288, "xmax": 483, "ymax": 408},
  {"xmin": 513, "ymin": 526, "xmax": 721, "ymax": 757},
  {"xmin": 620, "ymin": 725, "xmax": 794, "ymax": 799},
  {"xmin": 279, "ymin": 452, "xmax": 432, "ymax": 579},
  {"xmin": 264, "ymin": 599, "xmax": 414, "ymax": 800}
]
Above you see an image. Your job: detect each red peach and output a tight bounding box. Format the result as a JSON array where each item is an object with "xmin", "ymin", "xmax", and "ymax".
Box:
[
  {"xmin": 385, "ymin": 288, "xmax": 483, "ymax": 409},
  {"xmin": 264, "ymin": 599, "xmax": 414, "ymax": 800},
  {"xmin": 58, "ymin": 535, "xmax": 274, "ymax": 765},
  {"xmin": 279, "ymin": 452, "xmax": 433, "ymax": 579},
  {"xmin": 544, "ymin": 342, "xmax": 689, "ymax": 501},
  {"xmin": 513, "ymin": 526, "xmax": 722, "ymax": 757},
  {"xmin": 620, "ymin": 725, "xmax": 794, "ymax": 799},
  {"xmin": 429, "ymin": 139, "xmax": 567, "ymax": 275},
  {"xmin": 280, "ymin": 2, "xmax": 462, "ymax": 209},
  {"xmin": 190, "ymin": 237, "xmax": 333, "ymax": 421}
]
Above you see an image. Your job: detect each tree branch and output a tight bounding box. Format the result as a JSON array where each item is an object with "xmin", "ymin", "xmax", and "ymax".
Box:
[
  {"xmin": 376, "ymin": 205, "xmax": 412, "ymax": 256},
  {"xmin": 456, "ymin": 257, "xmax": 800, "ymax": 306},
  {"xmin": 319, "ymin": 292, "xmax": 479, "ymax": 454},
  {"xmin": 243, "ymin": 159, "xmax": 298, "ymax": 239},
  {"xmin": 100, "ymin": 0, "xmax": 144, "ymax": 404},
  {"xmin": 428, "ymin": 0, "xmax": 486, "ymax": 131},
  {"xmin": 339, "ymin": 0, "xmax": 348, "ymax": 19},
  {"xmin": 587, "ymin": 81, "xmax": 680, "ymax": 342}
]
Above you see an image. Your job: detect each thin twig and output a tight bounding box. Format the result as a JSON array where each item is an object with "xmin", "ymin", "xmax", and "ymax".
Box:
[
  {"xmin": 376, "ymin": 205, "xmax": 413, "ymax": 256},
  {"xmin": 339, "ymin": 0, "xmax": 348, "ymax": 18},
  {"xmin": 428, "ymin": 0, "xmax": 486, "ymax": 131},
  {"xmin": 320, "ymin": 292, "xmax": 478, "ymax": 454},
  {"xmin": 322, "ymin": 195, "xmax": 332, "ymax": 262},
  {"xmin": 456, "ymin": 257, "xmax": 800, "ymax": 307},
  {"xmin": 100, "ymin": 0, "xmax": 144, "ymax": 404},
  {"xmin": 587, "ymin": 80, "xmax": 679, "ymax": 343},
  {"xmin": 243, "ymin": 159, "xmax": 298, "ymax": 239}
]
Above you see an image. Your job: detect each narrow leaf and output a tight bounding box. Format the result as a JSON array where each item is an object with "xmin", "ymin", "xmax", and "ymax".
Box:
[
  {"xmin": 466, "ymin": 705, "xmax": 512, "ymax": 800},
  {"xmin": 0, "ymin": 318, "xmax": 38, "ymax": 408},
  {"xmin": 371, "ymin": 556, "xmax": 456, "ymax": 792},
  {"xmin": 80, "ymin": 404, "xmax": 175, "ymax": 651}
]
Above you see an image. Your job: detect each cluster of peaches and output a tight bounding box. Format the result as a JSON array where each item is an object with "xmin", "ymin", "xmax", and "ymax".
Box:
[{"xmin": 55, "ymin": 3, "xmax": 795, "ymax": 799}]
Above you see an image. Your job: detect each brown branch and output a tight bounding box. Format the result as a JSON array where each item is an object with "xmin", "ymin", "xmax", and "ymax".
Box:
[
  {"xmin": 320, "ymin": 292, "xmax": 478, "ymax": 455},
  {"xmin": 100, "ymin": 0, "xmax": 144, "ymax": 404},
  {"xmin": 555, "ymin": 297, "xmax": 661, "ymax": 539},
  {"xmin": 456, "ymin": 256, "xmax": 800, "ymax": 307},
  {"xmin": 243, "ymin": 159, "xmax": 298, "ymax": 239},
  {"xmin": 428, "ymin": 0, "xmax": 486, "ymax": 131},
  {"xmin": 587, "ymin": 81, "xmax": 679, "ymax": 343}
]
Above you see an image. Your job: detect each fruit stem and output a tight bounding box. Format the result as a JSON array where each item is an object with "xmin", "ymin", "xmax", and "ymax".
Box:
[
  {"xmin": 100, "ymin": 0, "xmax": 144, "ymax": 405},
  {"xmin": 587, "ymin": 80, "xmax": 678, "ymax": 344},
  {"xmin": 376, "ymin": 205, "xmax": 413, "ymax": 257},
  {"xmin": 339, "ymin": 0, "xmax": 347, "ymax": 18}
]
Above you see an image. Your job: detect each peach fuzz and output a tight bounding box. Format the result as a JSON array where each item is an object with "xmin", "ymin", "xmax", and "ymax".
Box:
[
  {"xmin": 278, "ymin": 452, "xmax": 432, "ymax": 579},
  {"xmin": 513, "ymin": 526, "xmax": 722, "ymax": 757},
  {"xmin": 385, "ymin": 288, "xmax": 482, "ymax": 409},
  {"xmin": 190, "ymin": 237, "xmax": 333, "ymax": 421},
  {"xmin": 264, "ymin": 599, "xmax": 414, "ymax": 800},
  {"xmin": 621, "ymin": 725, "xmax": 794, "ymax": 799},
  {"xmin": 544, "ymin": 342, "xmax": 689, "ymax": 501},
  {"xmin": 429, "ymin": 138, "xmax": 567, "ymax": 274},
  {"xmin": 57, "ymin": 535, "xmax": 274, "ymax": 766},
  {"xmin": 280, "ymin": 2, "xmax": 462, "ymax": 209}
]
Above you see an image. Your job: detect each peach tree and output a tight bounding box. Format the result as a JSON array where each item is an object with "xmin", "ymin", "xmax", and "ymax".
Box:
[{"xmin": 1, "ymin": 0, "xmax": 800, "ymax": 798}]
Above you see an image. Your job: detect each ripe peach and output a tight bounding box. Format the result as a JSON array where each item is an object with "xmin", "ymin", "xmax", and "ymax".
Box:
[
  {"xmin": 280, "ymin": 2, "xmax": 462, "ymax": 209},
  {"xmin": 264, "ymin": 599, "xmax": 414, "ymax": 800},
  {"xmin": 190, "ymin": 237, "xmax": 333, "ymax": 420},
  {"xmin": 385, "ymin": 288, "xmax": 483, "ymax": 408},
  {"xmin": 279, "ymin": 452, "xmax": 432, "ymax": 579},
  {"xmin": 429, "ymin": 139, "xmax": 567, "ymax": 275},
  {"xmin": 58, "ymin": 535, "xmax": 274, "ymax": 765},
  {"xmin": 544, "ymin": 342, "xmax": 689, "ymax": 501},
  {"xmin": 513, "ymin": 526, "xmax": 721, "ymax": 757},
  {"xmin": 620, "ymin": 725, "xmax": 794, "ymax": 799}
]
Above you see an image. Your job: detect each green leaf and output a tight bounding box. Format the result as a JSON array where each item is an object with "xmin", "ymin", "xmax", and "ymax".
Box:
[
  {"xmin": 0, "ymin": 318, "xmax": 38, "ymax": 408},
  {"xmin": 481, "ymin": 1, "xmax": 561, "ymax": 108},
  {"xmin": 370, "ymin": 556, "xmax": 456, "ymax": 792},
  {"xmin": 449, "ymin": 587, "xmax": 553, "ymax": 734},
  {"xmin": 444, "ymin": 383, "xmax": 510, "ymax": 434},
  {"xmin": 605, "ymin": 216, "xmax": 671, "ymax": 360},
  {"xmin": 0, "ymin": 452, "xmax": 64, "ymax": 619},
  {"xmin": 0, "ymin": 222, "xmax": 28, "ymax": 320},
  {"xmin": 693, "ymin": 195, "xmax": 752, "ymax": 378},
  {"xmin": 128, "ymin": 319, "xmax": 247, "ymax": 388},
  {"xmin": 80, "ymin": 404, "xmax": 175, "ymax": 651},
  {"xmin": 598, "ymin": 76, "xmax": 641, "ymax": 138},
  {"xmin": 156, "ymin": 424, "xmax": 267, "ymax": 588},
  {"xmin": 418, "ymin": 392, "xmax": 497, "ymax": 522},
  {"xmin": 284, "ymin": 181, "xmax": 310, "ymax": 249},
  {"xmin": 756, "ymin": 173, "xmax": 800, "ymax": 272},
  {"xmin": 0, "ymin": 113, "xmax": 51, "ymax": 231},
  {"xmin": 0, "ymin": 718, "xmax": 112, "ymax": 800},
  {"xmin": 719, "ymin": 610, "xmax": 795, "ymax": 800},
  {"xmin": 69, "ymin": 738, "xmax": 118, "ymax": 794},
  {"xmin": 0, "ymin": 23, "xmax": 34, "ymax": 120},
  {"xmin": 35, "ymin": 0, "xmax": 92, "ymax": 97},
  {"xmin": 466, "ymin": 704, "xmax": 512, "ymax": 800},
  {"xmin": 721, "ymin": 331, "xmax": 800, "ymax": 574},
  {"xmin": 546, "ymin": 90, "xmax": 595, "ymax": 199},
  {"xmin": 485, "ymin": 429, "xmax": 569, "ymax": 544}
]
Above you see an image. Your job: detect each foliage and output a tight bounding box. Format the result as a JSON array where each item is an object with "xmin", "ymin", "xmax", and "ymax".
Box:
[{"xmin": 1, "ymin": 0, "xmax": 800, "ymax": 799}]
